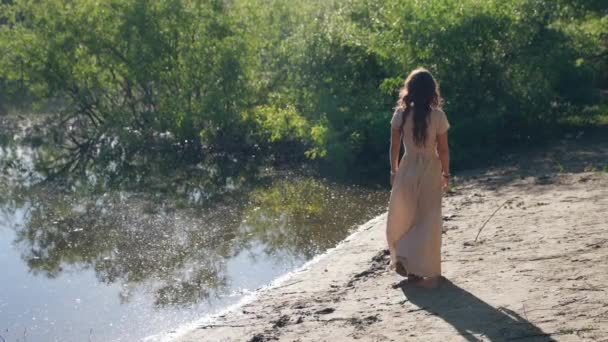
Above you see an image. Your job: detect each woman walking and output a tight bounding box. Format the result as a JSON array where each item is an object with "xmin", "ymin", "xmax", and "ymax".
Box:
[{"xmin": 386, "ymin": 68, "xmax": 450, "ymax": 288}]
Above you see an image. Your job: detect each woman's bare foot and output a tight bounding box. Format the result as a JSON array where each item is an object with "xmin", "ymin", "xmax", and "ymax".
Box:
[{"xmin": 415, "ymin": 276, "xmax": 440, "ymax": 289}]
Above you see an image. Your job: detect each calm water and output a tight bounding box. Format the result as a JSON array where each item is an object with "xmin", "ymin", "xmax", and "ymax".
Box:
[{"xmin": 0, "ymin": 144, "xmax": 388, "ymax": 342}]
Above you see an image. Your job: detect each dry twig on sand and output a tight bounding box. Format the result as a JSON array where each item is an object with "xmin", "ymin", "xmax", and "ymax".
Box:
[{"xmin": 474, "ymin": 198, "xmax": 517, "ymax": 242}]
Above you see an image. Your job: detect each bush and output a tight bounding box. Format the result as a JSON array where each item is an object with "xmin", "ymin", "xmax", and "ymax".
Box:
[
  {"xmin": 1, "ymin": 0, "xmax": 251, "ymax": 174},
  {"xmin": 1, "ymin": 0, "xmax": 605, "ymax": 183}
]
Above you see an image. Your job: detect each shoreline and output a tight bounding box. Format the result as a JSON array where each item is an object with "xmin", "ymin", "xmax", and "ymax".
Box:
[
  {"xmin": 173, "ymin": 213, "xmax": 390, "ymax": 342},
  {"xmin": 150, "ymin": 213, "xmax": 388, "ymax": 342}
]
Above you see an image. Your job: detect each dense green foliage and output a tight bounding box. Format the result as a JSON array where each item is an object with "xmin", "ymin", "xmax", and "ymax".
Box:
[{"xmin": 1, "ymin": 0, "xmax": 605, "ymax": 182}]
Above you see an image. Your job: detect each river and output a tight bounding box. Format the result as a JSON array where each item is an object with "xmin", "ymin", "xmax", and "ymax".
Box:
[{"xmin": 0, "ymin": 135, "xmax": 388, "ymax": 341}]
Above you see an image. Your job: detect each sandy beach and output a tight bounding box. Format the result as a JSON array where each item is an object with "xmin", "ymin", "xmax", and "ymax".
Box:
[{"xmin": 173, "ymin": 134, "xmax": 608, "ymax": 342}]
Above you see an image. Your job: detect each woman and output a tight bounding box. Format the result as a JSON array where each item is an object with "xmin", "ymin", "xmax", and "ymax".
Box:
[{"xmin": 386, "ymin": 68, "xmax": 450, "ymax": 288}]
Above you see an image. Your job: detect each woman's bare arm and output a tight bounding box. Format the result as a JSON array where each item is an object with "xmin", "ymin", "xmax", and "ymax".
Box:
[
  {"xmin": 390, "ymin": 128, "xmax": 401, "ymax": 185},
  {"xmin": 437, "ymin": 132, "xmax": 450, "ymax": 188}
]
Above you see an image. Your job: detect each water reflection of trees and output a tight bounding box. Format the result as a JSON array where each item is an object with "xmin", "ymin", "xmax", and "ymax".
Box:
[
  {"xmin": 2, "ymin": 144, "xmax": 387, "ymax": 307},
  {"xmin": 240, "ymin": 178, "xmax": 387, "ymax": 259},
  {"xmin": 13, "ymin": 188, "xmax": 241, "ymax": 307}
]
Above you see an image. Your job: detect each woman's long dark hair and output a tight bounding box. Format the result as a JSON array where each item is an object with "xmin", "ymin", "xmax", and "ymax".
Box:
[{"xmin": 395, "ymin": 68, "xmax": 443, "ymax": 146}]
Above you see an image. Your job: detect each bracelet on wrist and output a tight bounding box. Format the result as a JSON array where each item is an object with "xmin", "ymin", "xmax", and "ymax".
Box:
[{"xmin": 442, "ymin": 173, "xmax": 450, "ymax": 178}]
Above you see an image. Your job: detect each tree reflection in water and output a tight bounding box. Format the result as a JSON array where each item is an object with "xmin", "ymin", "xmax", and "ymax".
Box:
[
  {"xmin": 1, "ymin": 145, "xmax": 387, "ymax": 308},
  {"xmin": 240, "ymin": 178, "xmax": 386, "ymax": 259},
  {"xmin": 14, "ymin": 188, "xmax": 237, "ymax": 307}
]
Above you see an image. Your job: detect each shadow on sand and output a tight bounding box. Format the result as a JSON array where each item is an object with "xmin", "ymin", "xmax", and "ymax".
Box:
[{"xmin": 398, "ymin": 278, "xmax": 557, "ymax": 341}]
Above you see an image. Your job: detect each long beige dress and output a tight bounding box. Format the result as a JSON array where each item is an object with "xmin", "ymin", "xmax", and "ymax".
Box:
[{"xmin": 386, "ymin": 107, "xmax": 450, "ymax": 277}]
